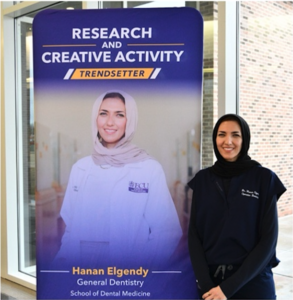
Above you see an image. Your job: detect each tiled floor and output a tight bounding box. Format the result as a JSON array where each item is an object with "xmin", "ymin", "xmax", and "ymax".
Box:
[
  {"xmin": 0, "ymin": 280, "xmax": 35, "ymax": 299},
  {"xmin": 273, "ymin": 214, "xmax": 293, "ymax": 299},
  {"xmin": 1, "ymin": 215, "xmax": 292, "ymax": 299}
]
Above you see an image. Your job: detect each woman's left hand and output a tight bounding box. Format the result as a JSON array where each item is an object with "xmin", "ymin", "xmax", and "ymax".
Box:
[{"xmin": 202, "ymin": 286, "xmax": 227, "ymax": 300}]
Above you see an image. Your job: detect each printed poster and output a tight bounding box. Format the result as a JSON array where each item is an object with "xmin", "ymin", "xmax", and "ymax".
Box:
[{"xmin": 33, "ymin": 7, "xmax": 203, "ymax": 299}]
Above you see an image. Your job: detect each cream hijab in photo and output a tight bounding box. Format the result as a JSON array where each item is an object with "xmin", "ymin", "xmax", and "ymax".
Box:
[{"xmin": 91, "ymin": 90, "xmax": 151, "ymax": 167}]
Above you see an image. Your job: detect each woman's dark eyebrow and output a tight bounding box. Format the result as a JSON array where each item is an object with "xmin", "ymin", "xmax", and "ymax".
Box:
[
  {"xmin": 218, "ymin": 130, "xmax": 241, "ymax": 134},
  {"xmin": 99, "ymin": 109, "xmax": 125, "ymax": 113}
]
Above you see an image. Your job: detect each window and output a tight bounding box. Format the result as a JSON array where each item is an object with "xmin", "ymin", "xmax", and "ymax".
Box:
[{"xmin": 15, "ymin": 14, "xmax": 35, "ymax": 277}]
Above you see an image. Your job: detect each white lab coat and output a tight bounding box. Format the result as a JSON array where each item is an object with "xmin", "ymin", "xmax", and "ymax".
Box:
[{"xmin": 55, "ymin": 156, "xmax": 182, "ymax": 267}]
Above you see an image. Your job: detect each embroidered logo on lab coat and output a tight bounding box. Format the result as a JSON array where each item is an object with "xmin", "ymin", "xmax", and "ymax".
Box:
[
  {"xmin": 241, "ymin": 189, "xmax": 259, "ymax": 199},
  {"xmin": 129, "ymin": 181, "xmax": 149, "ymax": 193}
]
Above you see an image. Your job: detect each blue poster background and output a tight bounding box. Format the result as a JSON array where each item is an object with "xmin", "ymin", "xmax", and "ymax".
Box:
[{"xmin": 33, "ymin": 8, "xmax": 203, "ymax": 299}]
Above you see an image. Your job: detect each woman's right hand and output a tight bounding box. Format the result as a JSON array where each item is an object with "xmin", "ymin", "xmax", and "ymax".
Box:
[{"xmin": 202, "ymin": 286, "xmax": 227, "ymax": 300}]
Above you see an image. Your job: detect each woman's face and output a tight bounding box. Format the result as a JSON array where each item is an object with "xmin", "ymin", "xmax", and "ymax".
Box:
[
  {"xmin": 96, "ymin": 97, "xmax": 127, "ymax": 149},
  {"xmin": 216, "ymin": 120, "xmax": 243, "ymax": 162}
]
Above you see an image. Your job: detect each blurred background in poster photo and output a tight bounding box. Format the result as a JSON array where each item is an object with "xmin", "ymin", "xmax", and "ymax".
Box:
[{"xmin": 35, "ymin": 86, "xmax": 201, "ymax": 262}]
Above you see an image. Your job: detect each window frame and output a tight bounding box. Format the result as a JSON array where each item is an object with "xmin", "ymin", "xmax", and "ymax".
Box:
[{"xmin": 1, "ymin": 1, "xmax": 60, "ymax": 290}]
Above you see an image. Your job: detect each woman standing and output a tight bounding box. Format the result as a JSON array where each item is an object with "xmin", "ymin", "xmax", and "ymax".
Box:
[
  {"xmin": 188, "ymin": 114, "xmax": 286, "ymax": 299},
  {"xmin": 55, "ymin": 91, "xmax": 182, "ymax": 267}
]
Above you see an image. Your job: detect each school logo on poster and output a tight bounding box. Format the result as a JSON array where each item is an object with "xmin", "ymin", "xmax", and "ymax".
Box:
[{"xmin": 129, "ymin": 181, "xmax": 149, "ymax": 193}]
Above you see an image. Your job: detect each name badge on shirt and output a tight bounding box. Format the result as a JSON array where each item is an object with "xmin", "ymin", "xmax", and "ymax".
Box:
[
  {"xmin": 241, "ymin": 189, "xmax": 259, "ymax": 199},
  {"xmin": 129, "ymin": 181, "xmax": 149, "ymax": 193}
]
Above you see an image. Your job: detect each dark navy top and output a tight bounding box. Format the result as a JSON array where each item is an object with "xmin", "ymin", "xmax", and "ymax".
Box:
[{"xmin": 188, "ymin": 165, "xmax": 286, "ymax": 298}]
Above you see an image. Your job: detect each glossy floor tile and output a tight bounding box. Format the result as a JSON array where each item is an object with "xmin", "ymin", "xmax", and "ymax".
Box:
[
  {"xmin": 1, "ymin": 293, "xmax": 16, "ymax": 300},
  {"xmin": 273, "ymin": 214, "xmax": 293, "ymax": 300},
  {"xmin": 1, "ymin": 279, "xmax": 35, "ymax": 300}
]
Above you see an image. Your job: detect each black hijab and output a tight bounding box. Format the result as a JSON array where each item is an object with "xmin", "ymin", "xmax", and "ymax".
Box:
[{"xmin": 211, "ymin": 114, "xmax": 261, "ymax": 178}]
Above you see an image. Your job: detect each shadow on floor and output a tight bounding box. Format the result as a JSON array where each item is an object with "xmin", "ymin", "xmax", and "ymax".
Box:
[{"xmin": 1, "ymin": 293, "xmax": 16, "ymax": 300}]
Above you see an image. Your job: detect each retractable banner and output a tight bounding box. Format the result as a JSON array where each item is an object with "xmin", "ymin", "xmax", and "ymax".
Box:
[{"xmin": 33, "ymin": 7, "xmax": 203, "ymax": 299}]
